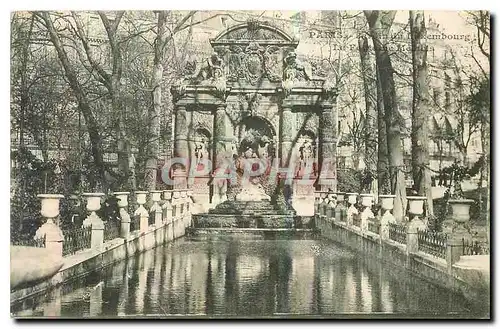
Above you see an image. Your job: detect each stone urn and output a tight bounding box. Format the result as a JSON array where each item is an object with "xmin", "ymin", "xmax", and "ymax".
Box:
[
  {"xmin": 163, "ymin": 190, "xmax": 173, "ymax": 202},
  {"xmin": 407, "ymin": 196, "xmax": 427, "ymax": 230},
  {"xmin": 379, "ymin": 195, "xmax": 395, "ymax": 212},
  {"xmin": 449, "ymin": 199, "xmax": 474, "ymax": 223},
  {"xmin": 407, "ymin": 196, "xmax": 426, "ymax": 218},
  {"xmin": 337, "ymin": 192, "xmax": 345, "ymax": 205},
  {"xmin": 360, "ymin": 194, "xmax": 374, "ymax": 208},
  {"xmin": 150, "ymin": 191, "xmax": 162, "ymax": 203},
  {"xmin": 82, "ymin": 193, "xmax": 105, "ymax": 228},
  {"xmin": 37, "ymin": 194, "xmax": 65, "ymax": 220},
  {"xmin": 113, "ymin": 192, "xmax": 130, "ymax": 208},
  {"xmin": 135, "ymin": 191, "xmax": 149, "ymax": 206},
  {"xmin": 347, "ymin": 193, "xmax": 358, "ymax": 206},
  {"xmin": 83, "ymin": 193, "xmax": 104, "ymax": 212}
]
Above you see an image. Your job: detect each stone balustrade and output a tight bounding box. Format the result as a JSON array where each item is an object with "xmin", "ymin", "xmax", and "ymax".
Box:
[
  {"xmin": 314, "ymin": 191, "xmax": 487, "ymax": 268},
  {"xmin": 19, "ymin": 189, "xmax": 193, "ymax": 261},
  {"xmin": 313, "ymin": 191, "xmax": 489, "ymax": 305}
]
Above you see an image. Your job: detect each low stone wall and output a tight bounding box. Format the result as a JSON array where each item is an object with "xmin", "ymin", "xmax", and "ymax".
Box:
[
  {"xmin": 316, "ymin": 216, "xmax": 489, "ymax": 311},
  {"xmin": 11, "ymin": 193, "xmax": 192, "ymax": 305}
]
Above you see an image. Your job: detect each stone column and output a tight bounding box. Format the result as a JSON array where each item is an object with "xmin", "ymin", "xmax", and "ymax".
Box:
[
  {"xmin": 172, "ymin": 190, "xmax": 181, "ymax": 238},
  {"xmin": 113, "ymin": 192, "xmax": 131, "ymax": 239},
  {"xmin": 213, "ymin": 105, "xmax": 229, "ymax": 204},
  {"xmin": 446, "ymin": 237, "xmax": 464, "ymax": 274},
  {"xmin": 35, "ymin": 194, "xmax": 65, "ymax": 258},
  {"xmin": 174, "ymin": 106, "xmax": 189, "ymax": 188},
  {"xmin": 314, "ymin": 191, "xmax": 322, "ymax": 215},
  {"xmin": 335, "ymin": 192, "xmax": 345, "ymax": 222},
  {"xmin": 445, "ymin": 199, "xmax": 474, "ymax": 273},
  {"xmin": 279, "ymin": 106, "xmax": 294, "ymax": 168},
  {"xmin": 318, "ymin": 104, "xmax": 337, "ymax": 191},
  {"xmin": 174, "ymin": 106, "xmax": 189, "ymax": 159},
  {"xmin": 150, "ymin": 191, "xmax": 163, "ymax": 228},
  {"xmin": 406, "ymin": 223, "xmax": 419, "ymax": 255},
  {"xmin": 82, "ymin": 193, "xmax": 105, "ymax": 253},
  {"xmin": 379, "ymin": 195, "xmax": 396, "ymax": 240},
  {"xmin": 360, "ymin": 194, "xmax": 375, "ymax": 232},
  {"xmin": 346, "ymin": 193, "xmax": 358, "ymax": 227},
  {"xmin": 186, "ymin": 190, "xmax": 193, "ymax": 228},
  {"xmin": 213, "ymin": 104, "xmax": 228, "ymax": 170},
  {"xmin": 327, "ymin": 192, "xmax": 337, "ymax": 220},
  {"xmin": 162, "ymin": 190, "xmax": 174, "ymax": 241},
  {"xmin": 319, "ymin": 191, "xmax": 328, "ymax": 217},
  {"xmin": 162, "ymin": 190, "xmax": 173, "ymax": 224},
  {"xmin": 180, "ymin": 190, "xmax": 187, "ymax": 232},
  {"xmin": 134, "ymin": 191, "xmax": 149, "ymax": 233}
]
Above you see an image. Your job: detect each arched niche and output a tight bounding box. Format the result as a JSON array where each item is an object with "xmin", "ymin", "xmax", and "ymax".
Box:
[
  {"xmin": 237, "ymin": 116, "xmax": 276, "ymax": 158},
  {"xmin": 294, "ymin": 129, "xmax": 318, "ymax": 176},
  {"xmin": 189, "ymin": 127, "xmax": 212, "ymax": 162}
]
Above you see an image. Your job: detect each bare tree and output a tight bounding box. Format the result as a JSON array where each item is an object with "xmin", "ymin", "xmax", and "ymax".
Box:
[
  {"xmin": 144, "ymin": 11, "xmax": 196, "ymax": 190},
  {"xmin": 364, "ymin": 10, "xmax": 407, "ymax": 220},
  {"xmin": 409, "ymin": 10, "xmax": 433, "ymax": 216},
  {"xmin": 357, "ymin": 30, "xmax": 378, "ymax": 195},
  {"xmin": 35, "ymin": 11, "xmax": 109, "ymax": 192}
]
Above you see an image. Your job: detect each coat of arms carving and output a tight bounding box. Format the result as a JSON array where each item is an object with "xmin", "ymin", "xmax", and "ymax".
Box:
[{"xmin": 243, "ymin": 42, "xmax": 264, "ymax": 85}]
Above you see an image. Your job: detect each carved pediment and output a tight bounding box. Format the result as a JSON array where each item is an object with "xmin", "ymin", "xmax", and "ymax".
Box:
[{"xmin": 213, "ymin": 21, "xmax": 294, "ymax": 42}]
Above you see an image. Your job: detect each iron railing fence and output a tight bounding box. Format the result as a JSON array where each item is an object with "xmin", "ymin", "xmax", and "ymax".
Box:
[
  {"xmin": 368, "ymin": 220, "xmax": 380, "ymax": 235},
  {"xmin": 388, "ymin": 222, "xmax": 406, "ymax": 245},
  {"xmin": 463, "ymin": 238, "xmax": 489, "ymax": 255},
  {"xmin": 418, "ymin": 230, "xmax": 447, "ymax": 259},
  {"xmin": 104, "ymin": 220, "xmax": 120, "ymax": 241},
  {"xmin": 11, "ymin": 234, "xmax": 46, "ymax": 248},
  {"xmin": 62, "ymin": 226, "xmax": 92, "ymax": 256}
]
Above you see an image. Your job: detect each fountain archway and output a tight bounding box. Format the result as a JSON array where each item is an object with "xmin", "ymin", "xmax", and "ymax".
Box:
[{"xmin": 237, "ymin": 116, "xmax": 276, "ymax": 159}]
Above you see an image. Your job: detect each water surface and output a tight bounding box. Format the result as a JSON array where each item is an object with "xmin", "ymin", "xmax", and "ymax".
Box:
[{"xmin": 12, "ymin": 235, "xmax": 486, "ymax": 318}]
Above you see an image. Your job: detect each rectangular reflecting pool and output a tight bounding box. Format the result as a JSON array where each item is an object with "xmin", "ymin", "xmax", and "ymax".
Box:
[{"xmin": 11, "ymin": 235, "xmax": 488, "ymax": 318}]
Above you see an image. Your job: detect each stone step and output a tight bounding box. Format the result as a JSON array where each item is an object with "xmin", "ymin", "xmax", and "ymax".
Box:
[{"xmin": 209, "ymin": 200, "xmax": 282, "ymax": 215}]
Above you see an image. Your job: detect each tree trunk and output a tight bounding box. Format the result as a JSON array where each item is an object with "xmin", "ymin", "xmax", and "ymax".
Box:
[
  {"xmin": 365, "ymin": 10, "xmax": 407, "ymax": 220},
  {"xmin": 38, "ymin": 12, "xmax": 108, "ymax": 192},
  {"xmin": 410, "ymin": 10, "xmax": 433, "ymax": 216},
  {"xmin": 17, "ymin": 13, "xmax": 35, "ymax": 149},
  {"xmin": 145, "ymin": 11, "xmax": 168, "ymax": 191},
  {"xmin": 358, "ymin": 33, "xmax": 378, "ymax": 195},
  {"xmin": 376, "ymin": 65, "xmax": 391, "ymax": 194}
]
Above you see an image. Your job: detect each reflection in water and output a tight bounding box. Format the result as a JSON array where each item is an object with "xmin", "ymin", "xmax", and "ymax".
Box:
[{"xmin": 12, "ymin": 236, "xmax": 485, "ymax": 318}]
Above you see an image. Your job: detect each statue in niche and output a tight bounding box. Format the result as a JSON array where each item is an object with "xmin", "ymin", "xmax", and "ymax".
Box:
[
  {"xmin": 194, "ymin": 138, "xmax": 209, "ymax": 162},
  {"xmin": 300, "ymin": 140, "xmax": 313, "ymax": 162},
  {"xmin": 297, "ymin": 137, "xmax": 317, "ymax": 177}
]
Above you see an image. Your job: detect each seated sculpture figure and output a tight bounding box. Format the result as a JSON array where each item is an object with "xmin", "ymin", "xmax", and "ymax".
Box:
[{"xmin": 283, "ymin": 51, "xmax": 312, "ymax": 82}]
